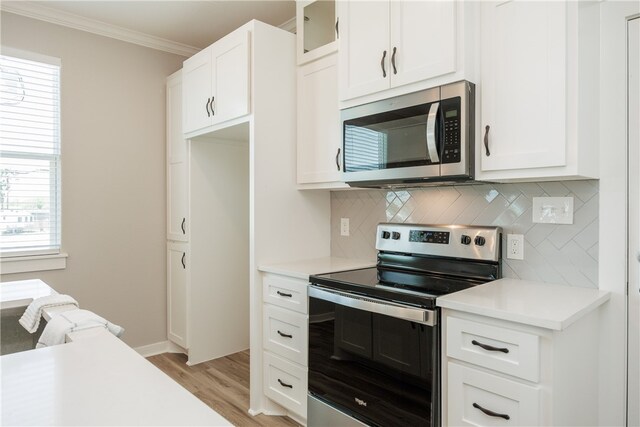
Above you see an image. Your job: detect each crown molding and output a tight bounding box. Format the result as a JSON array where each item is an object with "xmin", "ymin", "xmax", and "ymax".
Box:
[{"xmin": 0, "ymin": 2, "xmax": 200, "ymax": 57}]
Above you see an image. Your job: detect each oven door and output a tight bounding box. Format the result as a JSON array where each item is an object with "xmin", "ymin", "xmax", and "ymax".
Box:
[{"xmin": 307, "ymin": 286, "xmax": 439, "ymax": 427}]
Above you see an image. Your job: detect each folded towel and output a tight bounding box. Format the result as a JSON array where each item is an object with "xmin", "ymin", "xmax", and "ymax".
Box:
[
  {"xmin": 19, "ymin": 294, "xmax": 79, "ymax": 333},
  {"xmin": 36, "ymin": 309, "xmax": 124, "ymax": 348}
]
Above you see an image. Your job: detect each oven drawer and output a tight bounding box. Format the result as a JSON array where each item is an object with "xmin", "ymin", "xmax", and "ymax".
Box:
[
  {"xmin": 264, "ymin": 304, "xmax": 308, "ymax": 365},
  {"xmin": 446, "ymin": 316, "xmax": 540, "ymax": 382},
  {"xmin": 447, "ymin": 362, "xmax": 540, "ymax": 426},
  {"xmin": 263, "ymin": 274, "xmax": 308, "ymax": 314},
  {"xmin": 264, "ymin": 352, "xmax": 308, "ymax": 417}
]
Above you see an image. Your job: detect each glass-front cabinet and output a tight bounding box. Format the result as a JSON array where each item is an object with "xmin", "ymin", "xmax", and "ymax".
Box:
[{"xmin": 296, "ymin": 0, "xmax": 338, "ymax": 64}]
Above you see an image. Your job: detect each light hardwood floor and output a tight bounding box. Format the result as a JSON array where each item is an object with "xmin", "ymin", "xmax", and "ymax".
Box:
[{"xmin": 148, "ymin": 350, "xmax": 299, "ymax": 427}]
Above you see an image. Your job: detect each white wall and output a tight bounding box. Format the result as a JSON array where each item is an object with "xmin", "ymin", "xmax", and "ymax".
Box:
[{"xmin": 0, "ymin": 12, "xmax": 185, "ymax": 348}]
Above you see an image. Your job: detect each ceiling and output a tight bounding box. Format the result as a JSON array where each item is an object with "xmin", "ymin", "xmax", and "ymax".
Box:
[{"xmin": 2, "ymin": 1, "xmax": 296, "ymax": 51}]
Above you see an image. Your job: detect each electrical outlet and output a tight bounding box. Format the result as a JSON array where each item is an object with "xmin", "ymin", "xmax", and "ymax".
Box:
[
  {"xmin": 340, "ymin": 218, "xmax": 350, "ymax": 237},
  {"xmin": 507, "ymin": 234, "xmax": 524, "ymax": 260}
]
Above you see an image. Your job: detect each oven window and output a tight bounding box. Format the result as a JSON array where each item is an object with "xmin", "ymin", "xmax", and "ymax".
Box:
[
  {"xmin": 308, "ymin": 296, "xmax": 438, "ymax": 427},
  {"xmin": 343, "ymin": 104, "xmax": 439, "ymax": 172}
]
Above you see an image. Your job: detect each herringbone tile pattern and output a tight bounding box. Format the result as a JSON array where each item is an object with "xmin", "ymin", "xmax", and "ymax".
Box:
[{"xmin": 331, "ymin": 180, "xmax": 599, "ymax": 288}]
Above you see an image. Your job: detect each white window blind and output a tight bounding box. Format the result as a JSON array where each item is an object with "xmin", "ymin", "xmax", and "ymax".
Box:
[{"xmin": 0, "ymin": 50, "xmax": 61, "ymax": 256}]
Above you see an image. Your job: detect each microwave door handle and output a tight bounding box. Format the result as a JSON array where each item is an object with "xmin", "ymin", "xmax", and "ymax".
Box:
[{"xmin": 426, "ymin": 102, "xmax": 440, "ymax": 163}]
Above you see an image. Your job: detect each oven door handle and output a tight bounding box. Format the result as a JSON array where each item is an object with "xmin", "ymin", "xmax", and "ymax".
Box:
[{"xmin": 309, "ymin": 285, "xmax": 436, "ymax": 326}]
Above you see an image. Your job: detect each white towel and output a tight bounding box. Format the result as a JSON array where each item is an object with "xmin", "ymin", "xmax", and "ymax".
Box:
[
  {"xmin": 19, "ymin": 294, "xmax": 79, "ymax": 333},
  {"xmin": 36, "ymin": 309, "xmax": 124, "ymax": 348}
]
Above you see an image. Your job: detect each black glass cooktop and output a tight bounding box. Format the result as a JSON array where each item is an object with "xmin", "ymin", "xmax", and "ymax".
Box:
[{"xmin": 310, "ymin": 267, "xmax": 488, "ymax": 309}]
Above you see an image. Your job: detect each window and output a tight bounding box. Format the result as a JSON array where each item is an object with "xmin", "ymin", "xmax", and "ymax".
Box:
[{"xmin": 0, "ymin": 49, "xmax": 61, "ymax": 257}]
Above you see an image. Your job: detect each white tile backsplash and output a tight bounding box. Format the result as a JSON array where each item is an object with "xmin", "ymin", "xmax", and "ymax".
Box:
[{"xmin": 331, "ymin": 180, "xmax": 599, "ymax": 288}]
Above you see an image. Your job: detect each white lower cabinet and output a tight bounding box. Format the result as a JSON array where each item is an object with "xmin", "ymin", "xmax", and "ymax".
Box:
[
  {"xmin": 448, "ymin": 362, "xmax": 540, "ymax": 426},
  {"xmin": 262, "ymin": 273, "xmax": 309, "ymax": 422},
  {"xmin": 442, "ymin": 309, "xmax": 600, "ymax": 426},
  {"xmin": 263, "ymin": 305, "xmax": 308, "ymax": 366},
  {"xmin": 167, "ymin": 242, "xmax": 188, "ymax": 349},
  {"xmin": 263, "ymin": 352, "xmax": 308, "ymax": 419}
]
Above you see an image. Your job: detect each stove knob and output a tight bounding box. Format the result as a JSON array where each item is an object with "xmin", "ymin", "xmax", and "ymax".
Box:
[
  {"xmin": 392, "ymin": 231, "xmax": 401, "ymax": 240},
  {"xmin": 474, "ymin": 236, "xmax": 486, "ymax": 246},
  {"xmin": 461, "ymin": 235, "xmax": 471, "ymax": 245},
  {"xmin": 381, "ymin": 231, "xmax": 391, "ymax": 239}
]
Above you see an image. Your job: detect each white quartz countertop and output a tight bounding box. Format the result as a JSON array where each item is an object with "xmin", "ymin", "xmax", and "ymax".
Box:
[
  {"xmin": 1, "ymin": 279, "xmax": 57, "ymax": 310},
  {"xmin": 259, "ymin": 256, "xmax": 375, "ymax": 280},
  {"xmin": 1, "ymin": 330, "xmax": 232, "ymax": 426},
  {"xmin": 437, "ymin": 278, "xmax": 610, "ymax": 331}
]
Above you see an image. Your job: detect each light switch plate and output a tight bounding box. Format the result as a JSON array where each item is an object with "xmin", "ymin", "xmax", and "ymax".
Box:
[{"xmin": 532, "ymin": 197, "xmax": 574, "ymax": 224}]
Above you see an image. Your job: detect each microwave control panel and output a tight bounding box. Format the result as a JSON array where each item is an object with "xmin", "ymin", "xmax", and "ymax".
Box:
[{"xmin": 441, "ymin": 96, "xmax": 461, "ymax": 164}]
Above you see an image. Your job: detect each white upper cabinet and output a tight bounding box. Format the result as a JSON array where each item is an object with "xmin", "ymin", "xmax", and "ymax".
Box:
[
  {"xmin": 182, "ymin": 29, "xmax": 250, "ymax": 137},
  {"xmin": 477, "ymin": 1, "xmax": 599, "ymax": 181},
  {"xmin": 167, "ymin": 71, "xmax": 189, "ymax": 242},
  {"xmin": 297, "ymin": 53, "xmax": 344, "ymax": 187},
  {"xmin": 338, "ymin": 1, "xmax": 390, "ymax": 100},
  {"xmin": 338, "ymin": 0, "xmax": 462, "ymax": 103},
  {"xmin": 389, "ymin": 1, "xmax": 456, "ymax": 88},
  {"xmin": 182, "ymin": 49, "xmax": 212, "ymax": 136},
  {"xmin": 211, "ymin": 31, "xmax": 250, "ymax": 125}
]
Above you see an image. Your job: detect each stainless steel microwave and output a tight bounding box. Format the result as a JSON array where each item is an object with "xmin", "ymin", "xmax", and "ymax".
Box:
[{"xmin": 341, "ymin": 81, "xmax": 475, "ymax": 187}]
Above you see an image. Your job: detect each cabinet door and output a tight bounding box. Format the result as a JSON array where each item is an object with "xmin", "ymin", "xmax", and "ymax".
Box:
[
  {"xmin": 182, "ymin": 47, "xmax": 213, "ymax": 135},
  {"xmin": 338, "ymin": 0, "xmax": 390, "ymax": 100},
  {"xmin": 390, "ymin": 1, "xmax": 456, "ymax": 88},
  {"xmin": 297, "ymin": 53, "xmax": 342, "ymax": 184},
  {"xmin": 167, "ymin": 242, "xmax": 189, "ymax": 348},
  {"xmin": 167, "ymin": 74, "xmax": 189, "ymax": 242},
  {"xmin": 211, "ymin": 29, "xmax": 250, "ymax": 125},
  {"xmin": 480, "ymin": 1, "xmax": 567, "ymax": 172}
]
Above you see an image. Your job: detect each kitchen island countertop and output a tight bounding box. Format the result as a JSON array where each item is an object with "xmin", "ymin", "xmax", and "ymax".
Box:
[{"xmin": 1, "ymin": 329, "xmax": 232, "ymax": 426}]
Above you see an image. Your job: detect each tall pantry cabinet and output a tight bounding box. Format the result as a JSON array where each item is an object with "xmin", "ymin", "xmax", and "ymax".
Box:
[
  {"xmin": 166, "ymin": 71, "xmax": 189, "ymax": 350},
  {"xmin": 173, "ymin": 20, "xmax": 332, "ymax": 414}
]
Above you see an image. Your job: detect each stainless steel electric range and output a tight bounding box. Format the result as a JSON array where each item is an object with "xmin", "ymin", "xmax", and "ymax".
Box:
[{"xmin": 307, "ymin": 223, "xmax": 502, "ymax": 427}]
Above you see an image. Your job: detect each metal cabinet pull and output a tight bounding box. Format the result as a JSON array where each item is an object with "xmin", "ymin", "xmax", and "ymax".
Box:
[
  {"xmin": 277, "ymin": 379, "xmax": 293, "ymax": 389},
  {"xmin": 277, "ymin": 330, "xmax": 293, "ymax": 338},
  {"xmin": 276, "ymin": 291, "xmax": 292, "ymax": 298},
  {"xmin": 181, "ymin": 218, "xmax": 186, "ymax": 234},
  {"xmin": 484, "ymin": 125, "xmax": 491, "ymax": 156},
  {"xmin": 335, "ymin": 148, "xmax": 341, "ymax": 171},
  {"xmin": 472, "ymin": 339, "xmax": 509, "ymax": 354},
  {"xmin": 335, "ymin": 17, "xmax": 339, "ymax": 38},
  {"xmin": 391, "ymin": 47, "xmax": 397, "ymax": 75},
  {"xmin": 181, "ymin": 253, "xmax": 186, "ymax": 269},
  {"xmin": 205, "ymin": 97, "xmax": 211, "ymax": 117},
  {"xmin": 210, "ymin": 96, "xmax": 215, "ymax": 116},
  {"xmin": 473, "ymin": 403, "xmax": 510, "ymax": 420},
  {"xmin": 381, "ymin": 50, "xmax": 387, "ymax": 78}
]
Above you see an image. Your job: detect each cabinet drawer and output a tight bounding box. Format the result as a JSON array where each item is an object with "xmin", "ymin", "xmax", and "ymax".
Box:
[
  {"xmin": 264, "ymin": 304, "xmax": 308, "ymax": 365},
  {"xmin": 447, "ymin": 316, "xmax": 540, "ymax": 382},
  {"xmin": 448, "ymin": 362, "xmax": 540, "ymax": 426},
  {"xmin": 263, "ymin": 274, "xmax": 308, "ymax": 314},
  {"xmin": 264, "ymin": 352, "xmax": 308, "ymax": 418}
]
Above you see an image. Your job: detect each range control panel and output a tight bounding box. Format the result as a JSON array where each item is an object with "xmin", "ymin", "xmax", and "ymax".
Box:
[
  {"xmin": 376, "ymin": 223, "xmax": 502, "ymax": 262},
  {"xmin": 409, "ymin": 230, "xmax": 450, "ymax": 244}
]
